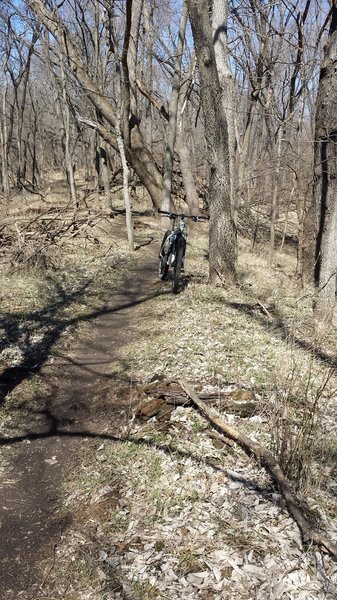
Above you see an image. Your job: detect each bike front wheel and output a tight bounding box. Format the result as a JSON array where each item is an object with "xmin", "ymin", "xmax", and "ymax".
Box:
[
  {"xmin": 172, "ymin": 237, "xmax": 184, "ymax": 293},
  {"xmin": 159, "ymin": 230, "xmax": 171, "ymax": 280}
]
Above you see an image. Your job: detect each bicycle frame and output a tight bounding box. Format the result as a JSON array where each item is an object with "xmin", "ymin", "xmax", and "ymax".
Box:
[
  {"xmin": 163, "ymin": 215, "xmax": 187, "ymax": 265},
  {"xmin": 158, "ymin": 209, "xmax": 208, "ymax": 293}
]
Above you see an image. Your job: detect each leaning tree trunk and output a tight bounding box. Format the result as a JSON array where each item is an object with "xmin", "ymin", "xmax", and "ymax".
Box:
[
  {"xmin": 186, "ymin": 0, "xmax": 236, "ymax": 284},
  {"xmin": 313, "ymin": 3, "xmax": 337, "ymax": 323}
]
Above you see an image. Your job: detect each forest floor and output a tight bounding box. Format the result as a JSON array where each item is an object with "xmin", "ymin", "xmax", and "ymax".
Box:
[{"xmin": 1, "ymin": 180, "xmax": 337, "ymax": 599}]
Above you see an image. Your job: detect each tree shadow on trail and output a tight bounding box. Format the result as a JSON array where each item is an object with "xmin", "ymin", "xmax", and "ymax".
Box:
[
  {"xmin": 0, "ymin": 277, "xmax": 168, "ymax": 406},
  {"xmin": 0, "ymin": 417, "xmax": 271, "ymax": 499},
  {"xmin": 227, "ymin": 301, "xmax": 337, "ymax": 370}
]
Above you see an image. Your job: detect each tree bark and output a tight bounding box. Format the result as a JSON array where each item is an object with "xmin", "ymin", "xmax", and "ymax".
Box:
[
  {"xmin": 186, "ymin": 0, "xmax": 236, "ymax": 284},
  {"xmin": 0, "ymin": 55, "xmax": 10, "ymax": 200},
  {"xmin": 116, "ymin": 121, "xmax": 134, "ymax": 251},
  {"xmin": 176, "ymin": 55, "xmax": 199, "ymax": 215},
  {"xmin": 127, "ymin": 0, "xmax": 143, "ymax": 118},
  {"xmin": 270, "ymin": 127, "xmax": 282, "ymax": 256},
  {"xmin": 99, "ymin": 143, "xmax": 112, "ymax": 212},
  {"xmin": 313, "ymin": 4, "xmax": 337, "ymax": 322},
  {"xmin": 142, "ymin": 0, "xmax": 154, "ymax": 151},
  {"xmin": 212, "ymin": 0, "xmax": 236, "ymax": 217},
  {"xmin": 59, "ymin": 44, "xmax": 78, "ymax": 218},
  {"xmin": 176, "ymin": 133, "xmax": 199, "ymax": 215}
]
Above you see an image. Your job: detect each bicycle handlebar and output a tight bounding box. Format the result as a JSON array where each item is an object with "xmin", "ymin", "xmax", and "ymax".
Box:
[{"xmin": 158, "ymin": 209, "xmax": 209, "ymax": 222}]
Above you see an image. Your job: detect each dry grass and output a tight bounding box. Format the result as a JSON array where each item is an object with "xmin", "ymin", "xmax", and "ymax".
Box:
[{"xmin": 120, "ymin": 219, "xmax": 337, "ymax": 499}]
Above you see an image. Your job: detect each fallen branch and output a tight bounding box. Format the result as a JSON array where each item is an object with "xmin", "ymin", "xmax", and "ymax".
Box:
[
  {"xmin": 256, "ymin": 299, "xmax": 273, "ymax": 319},
  {"xmin": 180, "ymin": 379, "xmax": 337, "ymax": 561}
]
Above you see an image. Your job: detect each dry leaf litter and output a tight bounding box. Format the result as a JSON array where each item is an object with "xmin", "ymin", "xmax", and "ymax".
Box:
[{"xmin": 52, "ymin": 393, "xmax": 337, "ymax": 600}]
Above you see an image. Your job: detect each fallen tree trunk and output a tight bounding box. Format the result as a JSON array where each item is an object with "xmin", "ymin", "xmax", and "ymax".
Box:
[
  {"xmin": 146, "ymin": 392, "xmax": 256, "ymax": 416},
  {"xmin": 180, "ymin": 379, "xmax": 337, "ymax": 561}
]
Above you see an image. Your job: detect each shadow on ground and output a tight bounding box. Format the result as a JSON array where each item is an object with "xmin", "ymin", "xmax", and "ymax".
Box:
[
  {"xmin": 227, "ymin": 300, "xmax": 337, "ymax": 371},
  {"xmin": 0, "ymin": 272, "xmax": 168, "ymax": 406}
]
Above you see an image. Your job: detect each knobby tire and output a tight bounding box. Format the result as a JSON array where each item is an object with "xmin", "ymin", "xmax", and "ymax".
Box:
[
  {"xmin": 159, "ymin": 230, "xmax": 171, "ymax": 280},
  {"xmin": 172, "ymin": 237, "xmax": 184, "ymax": 293}
]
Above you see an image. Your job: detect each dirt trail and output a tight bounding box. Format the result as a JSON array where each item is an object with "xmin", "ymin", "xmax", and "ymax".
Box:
[{"xmin": 0, "ymin": 244, "xmax": 161, "ymax": 599}]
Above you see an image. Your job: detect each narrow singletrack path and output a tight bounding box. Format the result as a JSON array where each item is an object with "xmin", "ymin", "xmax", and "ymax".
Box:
[{"xmin": 0, "ymin": 243, "xmax": 162, "ymax": 599}]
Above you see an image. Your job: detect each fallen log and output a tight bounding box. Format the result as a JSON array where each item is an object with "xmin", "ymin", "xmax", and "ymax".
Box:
[
  {"xmin": 180, "ymin": 379, "xmax": 337, "ymax": 561},
  {"xmin": 141, "ymin": 383, "xmax": 257, "ymax": 417},
  {"xmin": 138, "ymin": 394, "xmax": 257, "ymax": 418}
]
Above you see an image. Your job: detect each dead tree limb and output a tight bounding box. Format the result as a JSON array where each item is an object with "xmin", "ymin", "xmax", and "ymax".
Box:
[
  {"xmin": 135, "ymin": 79, "xmax": 169, "ymax": 121},
  {"xmin": 180, "ymin": 379, "xmax": 337, "ymax": 561}
]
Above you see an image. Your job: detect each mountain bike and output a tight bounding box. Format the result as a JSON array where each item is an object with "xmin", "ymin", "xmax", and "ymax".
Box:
[{"xmin": 158, "ymin": 209, "xmax": 208, "ymax": 293}]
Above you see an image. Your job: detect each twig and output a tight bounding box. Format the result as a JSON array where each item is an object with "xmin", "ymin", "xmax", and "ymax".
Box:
[
  {"xmin": 208, "ymin": 429, "xmax": 234, "ymax": 448},
  {"xmin": 40, "ymin": 541, "xmax": 57, "ymax": 589},
  {"xmin": 256, "ymin": 299, "xmax": 273, "ymax": 319}
]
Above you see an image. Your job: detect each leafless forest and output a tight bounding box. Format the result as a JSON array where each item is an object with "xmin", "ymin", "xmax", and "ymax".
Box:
[
  {"xmin": 0, "ymin": 0, "xmax": 336, "ymax": 315},
  {"xmin": 2, "ymin": 2, "xmax": 337, "ymax": 598}
]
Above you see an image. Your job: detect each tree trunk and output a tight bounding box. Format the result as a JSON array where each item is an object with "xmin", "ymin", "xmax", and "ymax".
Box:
[
  {"xmin": 176, "ymin": 57, "xmax": 200, "ymax": 215},
  {"xmin": 313, "ymin": 4, "xmax": 337, "ymax": 322},
  {"xmin": 270, "ymin": 127, "xmax": 282, "ymax": 256},
  {"xmin": 235, "ymin": 99, "xmax": 258, "ymax": 210},
  {"xmin": 59, "ymin": 40, "xmax": 78, "ymax": 217},
  {"xmin": 31, "ymin": 105, "xmax": 39, "ymax": 187},
  {"xmin": 100, "ymin": 143, "xmax": 112, "ymax": 212},
  {"xmin": 143, "ymin": 0, "xmax": 154, "ymax": 151},
  {"xmin": 162, "ymin": 2, "xmax": 188, "ymax": 212},
  {"xmin": 212, "ymin": 0, "xmax": 236, "ymax": 217},
  {"xmin": 0, "ymin": 57, "xmax": 10, "ymax": 200},
  {"xmin": 127, "ymin": 0, "xmax": 143, "ymax": 117},
  {"xmin": 116, "ymin": 121, "xmax": 134, "ymax": 251},
  {"xmin": 186, "ymin": 0, "xmax": 236, "ymax": 284},
  {"xmin": 15, "ymin": 33, "xmax": 37, "ymax": 187},
  {"xmin": 176, "ymin": 133, "xmax": 199, "ymax": 215}
]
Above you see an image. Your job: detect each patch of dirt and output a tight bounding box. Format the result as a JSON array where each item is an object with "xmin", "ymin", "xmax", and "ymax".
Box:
[
  {"xmin": 0, "ymin": 242, "xmax": 161, "ymax": 599},
  {"xmin": 0, "ymin": 437, "xmax": 73, "ymax": 598}
]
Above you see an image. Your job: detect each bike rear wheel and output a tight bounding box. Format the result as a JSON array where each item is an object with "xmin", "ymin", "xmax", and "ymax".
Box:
[
  {"xmin": 159, "ymin": 230, "xmax": 171, "ymax": 280},
  {"xmin": 172, "ymin": 237, "xmax": 184, "ymax": 293}
]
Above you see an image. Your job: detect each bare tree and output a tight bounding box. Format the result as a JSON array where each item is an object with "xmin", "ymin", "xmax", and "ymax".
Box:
[
  {"xmin": 186, "ymin": 0, "xmax": 237, "ymax": 284},
  {"xmin": 212, "ymin": 0, "xmax": 236, "ymax": 215},
  {"xmin": 162, "ymin": 1, "xmax": 188, "ymax": 212},
  {"xmin": 312, "ymin": 2, "xmax": 337, "ymax": 322},
  {"xmin": 176, "ymin": 55, "xmax": 200, "ymax": 215},
  {"xmin": 59, "ymin": 41, "xmax": 78, "ymax": 217},
  {"xmin": 26, "ymin": 0, "xmax": 163, "ymax": 208},
  {"xmin": 0, "ymin": 45, "xmax": 10, "ymax": 200}
]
